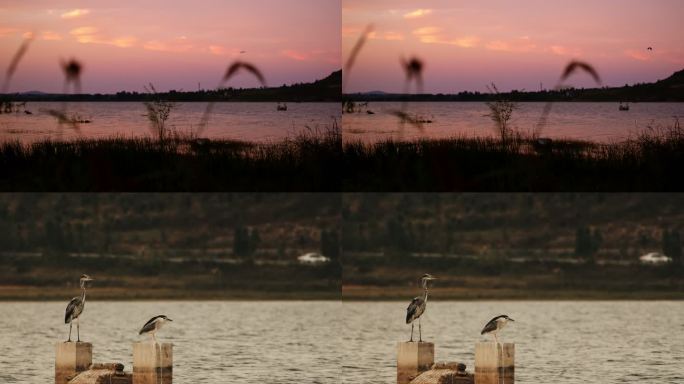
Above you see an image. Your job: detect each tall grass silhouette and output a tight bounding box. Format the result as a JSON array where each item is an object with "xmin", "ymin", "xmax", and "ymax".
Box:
[
  {"xmin": 143, "ymin": 83, "xmax": 177, "ymax": 142},
  {"xmin": 535, "ymin": 60, "xmax": 601, "ymax": 137},
  {"xmin": 484, "ymin": 83, "xmax": 518, "ymax": 142},
  {"xmin": 198, "ymin": 60, "xmax": 266, "ymax": 134},
  {"xmin": 343, "ymin": 24, "xmax": 373, "ymax": 93},
  {"xmin": 2, "ymin": 33, "xmax": 34, "ymax": 93}
]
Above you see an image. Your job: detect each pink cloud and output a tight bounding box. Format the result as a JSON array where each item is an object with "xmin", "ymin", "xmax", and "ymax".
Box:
[
  {"xmin": 625, "ymin": 49, "xmax": 651, "ymax": 61},
  {"xmin": 61, "ymin": 9, "xmax": 90, "ymax": 19},
  {"xmin": 283, "ymin": 49, "xmax": 309, "ymax": 61},
  {"xmin": 404, "ymin": 9, "xmax": 433, "ymax": 19}
]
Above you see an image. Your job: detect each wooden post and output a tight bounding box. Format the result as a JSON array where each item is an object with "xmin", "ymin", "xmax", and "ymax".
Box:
[
  {"xmin": 133, "ymin": 342, "xmax": 173, "ymax": 384},
  {"xmin": 474, "ymin": 342, "xmax": 514, "ymax": 384},
  {"xmin": 55, "ymin": 342, "xmax": 92, "ymax": 384},
  {"xmin": 397, "ymin": 342, "xmax": 434, "ymax": 384}
]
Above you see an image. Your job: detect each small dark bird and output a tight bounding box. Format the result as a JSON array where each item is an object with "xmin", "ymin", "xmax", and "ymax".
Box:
[
  {"xmin": 647, "ymin": 47, "xmax": 653, "ymax": 51},
  {"xmin": 24, "ymin": 110, "xmax": 32, "ymax": 115},
  {"xmin": 405, "ymin": 273, "xmax": 437, "ymax": 342},
  {"xmin": 480, "ymin": 315, "xmax": 514, "ymax": 344},
  {"xmin": 139, "ymin": 315, "xmax": 173, "ymax": 343},
  {"xmin": 240, "ymin": 51, "xmax": 246, "ymax": 54}
]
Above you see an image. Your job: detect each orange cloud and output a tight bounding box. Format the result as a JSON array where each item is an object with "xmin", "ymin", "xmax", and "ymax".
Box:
[
  {"xmin": 41, "ymin": 31, "xmax": 63, "ymax": 41},
  {"xmin": 70, "ymin": 27, "xmax": 135, "ymax": 48},
  {"xmin": 0, "ymin": 27, "xmax": 19, "ymax": 37},
  {"xmin": 143, "ymin": 39, "xmax": 193, "ymax": 53},
  {"xmin": 283, "ymin": 49, "xmax": 308, "ymax": 61},
  {"xmin": 550, "ymin": 45, "xmax": 582, "ymax": 56},
  {"xmin": 209, "ymin": 45, "xmax": 226, "ymax": 56},
  {"xmin": 412, "ymin": 27, "xmax": 478, "ymax": 48},
  {"xmin": 61, "ymin": 9, "xmax": 90, "ymax": 19},
  {"xmin": 625, "ymin": 49, "xmax": 651, "ymax": 61},
  {"xmin": 404, "ymin": 9, "xmax": 433, "ymax": 19},
  {"xmin": 486, "ymin": 38, "xmax": 536, "ymax": 53}
]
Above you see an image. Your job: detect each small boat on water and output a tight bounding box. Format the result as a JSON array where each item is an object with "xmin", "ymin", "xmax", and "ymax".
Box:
[
  {"xmin": 277, "ymin": 102, "xmax": 287, "ymax": 111},
  {"xmin": 619, "ymin": 102, "xmax": 630, "ymax": 111}
]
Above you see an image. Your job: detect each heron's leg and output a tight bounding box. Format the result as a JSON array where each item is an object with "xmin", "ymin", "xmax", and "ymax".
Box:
[
  {"xmin": 494, "ymin": 332, "xmax": 499, "ymax": 345},
  {"xmin": 410, "ymin": 323, "xmax": 414, "ymax": 342},
  {"xmin": 77, "ymin": 317, "xmax": 80, "ymax": 342},
  {"xmin": 418, "ymin": 318, "xmax": 422, "ymax": 342},
  {"xmin": 68, "ymin": 322, "xmax": 72, "ymax": 342}
]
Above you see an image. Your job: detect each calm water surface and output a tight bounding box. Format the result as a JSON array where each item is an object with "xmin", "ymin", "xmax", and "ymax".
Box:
[
  {"xmin": 343, "ymin": 102, "xmax": 684, "ymax": 143},
  {"xmin": 0, "ymin": 102, "xmax": 339, "ymax": 144},
  {"xmin": 342, "ymin": 301, "xmax": 684, "ymax": 384},
  {"xmin": 0, "ymin": 301, "xmax": 340, "ymax": 383}
]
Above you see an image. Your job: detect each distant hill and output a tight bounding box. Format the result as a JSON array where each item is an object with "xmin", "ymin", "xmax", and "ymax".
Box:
[
  {"xmin": 345, "ymin": 69, "xmax": 684, "ymax": 102},
  {"xmin": 3, "ymin": 70, "xmax": 342, "ymax": 102}
]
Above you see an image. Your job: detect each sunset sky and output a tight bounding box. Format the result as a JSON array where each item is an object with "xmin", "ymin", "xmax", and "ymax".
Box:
[
  {"xmin": 343, "ymin": 0, "xmax": 684, "ymax": 93},
  {"xmin": 0, "ymin": 0, "xmax": 340, "ymax": 93}
]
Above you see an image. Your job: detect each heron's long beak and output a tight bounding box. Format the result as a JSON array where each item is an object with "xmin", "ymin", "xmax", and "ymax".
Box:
[
  {"xmin": 167, "ymin": 318, "xmax": 173, "ymax": 322},
  {"xmin": 509, "ymin": 318, "xmax": 515, "ymax": 321}
]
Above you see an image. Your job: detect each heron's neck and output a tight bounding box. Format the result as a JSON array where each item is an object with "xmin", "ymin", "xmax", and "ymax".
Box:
[
  {"xmin": 81, "ymin": 285, "xmax": 86, "ymax": 302},
  {"xmin": 423, "ymin": 287, "xmax": 429, "ymax": 302}
]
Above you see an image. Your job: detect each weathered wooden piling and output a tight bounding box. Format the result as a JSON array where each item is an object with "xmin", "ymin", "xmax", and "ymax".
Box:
[
  {"xmin": 474, "ymin": 342, "xmax": 514, "ymax": 384},
  {"xmin": 397, "ymin": 342, "xmax": 434, "ymax": 384},
  {"xmin": 55, "ymin": 342, "xmax": 92, "ymax": 384},
  {"xmin": 132, "ymin": 342, "xmax": 173, "ymax": 384}
]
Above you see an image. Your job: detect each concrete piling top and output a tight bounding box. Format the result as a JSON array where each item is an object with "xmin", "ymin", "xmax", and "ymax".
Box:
[
  {"xmin": 397, "ymin": 342, "xmax": 435, "ymax": 384},
  {"xmin": 132, "ymin": 342, "xmax": 173, "ymax": 370},
  {"xmin": 55, "ymin": 342, "xmax": 93, "ymax": 384},
  {"xmin": 474, "ymin": 342, "xmax": 514, "ymax": 372}
]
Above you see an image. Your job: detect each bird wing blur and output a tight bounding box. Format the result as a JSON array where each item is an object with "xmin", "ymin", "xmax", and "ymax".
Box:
[
  {"xmin": 224, "ymin": 61, "xmax": 266, "ymax": 86},
  {"xmin": 561, "ymin": 60, "xmax": 601, "ymax": 85},
  {"xmin": 480, "ymin": 316, "xmax": 501, "ymax": 335},
  {"xmin": 406, "ymin": 296, "xmax": 425, "ymax": 324},
  {"xmin": 65, "ymin": 296, "xmax": 82, "ymax": 324},
  {"xmin": 139, "ymin": 315, "xmax": 164, "ymax": 334}
]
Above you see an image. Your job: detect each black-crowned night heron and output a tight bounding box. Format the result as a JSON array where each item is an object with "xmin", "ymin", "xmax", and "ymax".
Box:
[
  {"xmin": 139, "ymin": 315, "xmax": 173, "ymax": 342},
  {"xmin": 480, "ymin": 315, "xmax": 514, "ymax": 344}
]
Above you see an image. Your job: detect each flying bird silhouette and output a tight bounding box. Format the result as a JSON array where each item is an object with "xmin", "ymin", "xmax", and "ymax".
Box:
[{"xmin": 647, "ymin": 47, "xmax": 653, "ymax": 51}]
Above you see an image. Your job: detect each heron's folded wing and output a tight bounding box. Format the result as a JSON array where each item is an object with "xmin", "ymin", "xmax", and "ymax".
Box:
[
  {"xmin": 406, "ymin": 297, "xmax": 423, "ymax": 323},
  {"xmin": 480, "ymin": 319, "xmax": 498, "ymax": 335},
  {"xmin": 65, "ymin": 297, "xmax": 80, "ymax": 323},
  {"xmin": 139, "ymin": 316, "xmax": 163, "ymax": 334}
]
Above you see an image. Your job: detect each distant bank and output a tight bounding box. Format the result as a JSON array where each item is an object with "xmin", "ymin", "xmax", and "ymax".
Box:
[
  {"xmin": 2, "ymin": 70, "xmax": 342, "ymax": 103},
  {"xmin": 344, "ymin": 69, "xmax": 684, "ymax": 102}
]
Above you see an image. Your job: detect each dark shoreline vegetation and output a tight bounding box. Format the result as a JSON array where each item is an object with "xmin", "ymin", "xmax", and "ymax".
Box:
[
  {"xmin": 0, "ymin": 262, "xmax": 340, "ymax": 301},
  {"xmin": 344, "ymin": 68, "xmax": 684, "ymax": 102},
  {"xmin": 342, "ymin": 262, "xmax": 684, "ymax": 301},
  {"xmin": 0, "ymin": 124, "xmax": 341, "ymax": 191},
  {"xmin": 342, "ymin": 123, "xmax": 684, "ymax": 191},
  {"xmin": 2, "ymin": 70, "xmax": 341, "ymax": 102}
]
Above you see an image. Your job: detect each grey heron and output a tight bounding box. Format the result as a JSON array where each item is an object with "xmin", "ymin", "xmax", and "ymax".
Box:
[
  {"xmin": 64, "ymin": 274, "xmax": 94, "ymax": 342},
  {"xmin": 405, "ymin": 273, "xmax": 437, "ymax": 342},
  {"xmin": 139, "ymin": 315, "xmax": 173, "ymax": 343},
  {"xmin": 480, "ymin": 315, "xmax": 514, "ymax": 344}
]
